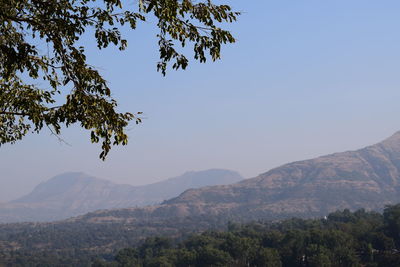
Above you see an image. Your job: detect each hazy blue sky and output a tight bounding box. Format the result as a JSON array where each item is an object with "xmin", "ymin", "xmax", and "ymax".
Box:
[{"xmin": 2, "ymin": 0, "xmax": 400, "ymax": 201}]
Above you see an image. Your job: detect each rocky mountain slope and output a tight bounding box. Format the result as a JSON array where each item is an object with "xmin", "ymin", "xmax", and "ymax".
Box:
[
  {"xmin": 0, "ymin": 169, "xmax": 243, "ymax": 222},
  {"xmin": 2, "ymin": 132, "xmax": 400, "ymax": 259},
  {"xmin": 79, "ymin": 131, "xmax": 400, "ymax": 223}
]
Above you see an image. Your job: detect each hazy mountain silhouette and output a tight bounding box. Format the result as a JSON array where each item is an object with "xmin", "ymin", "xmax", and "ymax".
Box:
[
  {"xmin": 0, "ymin": 169, "xmax": 243, "ymax": 222},
  {"xmin": 77, "ymin": 131, "xmax": 400, "ymax": 223},
  {"xmin": 2, "ymin": 132, "xmax": 400, "ymax": 256}
]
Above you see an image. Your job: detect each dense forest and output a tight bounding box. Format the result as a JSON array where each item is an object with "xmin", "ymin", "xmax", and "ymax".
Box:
[{"xmin": 2, "ymin": 204, "xmax": 400, "ymax": 266}]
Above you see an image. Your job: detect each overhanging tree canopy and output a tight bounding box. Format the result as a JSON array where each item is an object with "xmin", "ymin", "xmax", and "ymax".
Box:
[{"xmin": 0, "ymin": 0, "xmax": 239, "ymax": 159}]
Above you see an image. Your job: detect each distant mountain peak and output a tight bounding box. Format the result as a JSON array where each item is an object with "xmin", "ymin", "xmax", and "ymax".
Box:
[
  {"xmin": 379, "ymin": 130, "xmax": 400, "ymax": 145},
  {"xmin": 145, "ymin": 130, "xmax": 400, "ymax": 222},
  {"xmin": 1, "ymin": 169, "xmax": 243, "ymax": 223},
  {"xmin": 51, "ymin": 171, "xmax": 89, "ymax": 178},
  {"xmin": 41, "ymin": 172, "xmax": 97, "ymax": 185}
]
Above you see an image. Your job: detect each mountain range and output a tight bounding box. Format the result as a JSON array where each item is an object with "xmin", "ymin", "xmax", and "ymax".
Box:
[
  {"xmin": 2, "ymin": 131, "xmax": 400, "ymax": 260},
  {"xmin": 76, "ymin": 131, "xmax": 400, "ymax": 223},
  {"xmin": 0, "ymin": 169, "xmax": 243, "ymax": 223}
]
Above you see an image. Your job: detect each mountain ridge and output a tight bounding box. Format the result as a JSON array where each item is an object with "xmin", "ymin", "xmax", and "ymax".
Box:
[
  {"xmin": 2, "ymin": 132, "xmax": 400, "ymax": 261},
  {"xmin": 75, "ymin": 131, "xmax": 400, "ymax": 224},
  {"xmin": 165, "ymin": 131, "xmax": 400, "ymax": 215},
  {"xmin": 0, "ymin": 169, "xmax": 243, "ymax": 223}
]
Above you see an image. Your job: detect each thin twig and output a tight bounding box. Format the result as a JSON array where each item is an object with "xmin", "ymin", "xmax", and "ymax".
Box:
[{"xmin": 46, "ymin": 125, "xmax": 71, "ymax": 146}]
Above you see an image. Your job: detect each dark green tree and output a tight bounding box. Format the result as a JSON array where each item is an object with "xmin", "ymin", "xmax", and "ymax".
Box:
[
  {"xmin": 384, "ymin": 204, "xmax": 400, "ymax": 245},
  {"xmin": 145, "ymin": 256, "xmax": 174, "ymax": 267},
  {"xmin": 0, "ymin": 0, "xmax": 239, "ymax": 159},
  {"xmin": 253, "ymin": 247, "xmax": 282, "ymax": 267},
  {"xmin": 115, "ymin": 248, "xmax": 139, "ymax": 266},
  {"xmin": 195, "ymin": 245, "xmax": 232, "ymax": 266},
  {"xmin": 306, "ymin": 246, "xmax": 332, "ymax": 267},
  {"xmin": 220, "ymin": 234, "xmax": 258, "ymax": 265}
]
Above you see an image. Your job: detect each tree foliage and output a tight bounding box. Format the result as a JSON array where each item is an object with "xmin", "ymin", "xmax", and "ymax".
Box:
[
  {"xmin": 3, "ymin": 205, "xmax": 400, "ymax": 265},
  {"xmin": 0, "ymin": 0, "xmax": 239, "ymax": 159},
  {"xmin": 106, "ymin": 206, "xmax": 400, "ymax": 267}
]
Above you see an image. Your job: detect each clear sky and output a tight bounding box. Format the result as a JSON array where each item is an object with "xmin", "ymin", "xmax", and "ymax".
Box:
[{"xmin": 1, "ymin": 0, "xmax": 400, "ymax": 201}]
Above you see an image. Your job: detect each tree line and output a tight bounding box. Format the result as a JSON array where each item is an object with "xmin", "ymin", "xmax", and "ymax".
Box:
[
  {"xmin": 2, "ymin": 204, "xmax": 400, "ymax": 266},
  {"xmin": 93, "ymin": 205, "xmax": 400, "ymax": 267}
]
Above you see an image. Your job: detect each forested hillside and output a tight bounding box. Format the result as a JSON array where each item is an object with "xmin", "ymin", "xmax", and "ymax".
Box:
[
  {"xmin": 2, "ymin": 205, "xmax": 400, "ymax": 266},
  {"xmin": 104, "ymin": 205, "xmax": 400, "ymax": 266},
  {"xmin": 3, "ymin": 133, "xmax": 400, "ymax": 265}
]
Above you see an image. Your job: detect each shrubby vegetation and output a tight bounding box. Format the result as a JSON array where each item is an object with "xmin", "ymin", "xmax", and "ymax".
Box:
[
  {"xmin": 2, "ymin": 205, "xmax": 400, "ymax": 266},
  {"xmin": 94, "ymin": 205, "xmax": 400, "ymax": 267}
]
